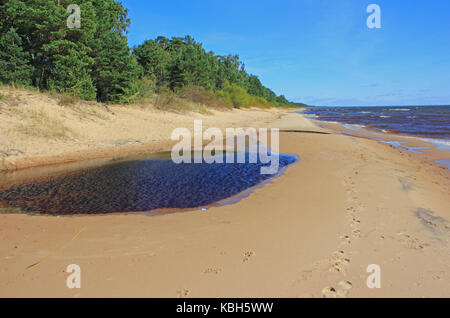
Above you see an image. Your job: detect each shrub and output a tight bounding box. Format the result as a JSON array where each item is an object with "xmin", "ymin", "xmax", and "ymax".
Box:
[
  {"xmin": 136, "ymin": 75, "xmax": 157, "ymax": 99},
  {"xmin": 250, "ymin": 96, "xmax": 271, "ymax": 108},
  {"xmin": 57, "ymin": 93, "xmax": 80, "ymax": 107},
  {"xmin": 216, "ymin": 84, "xmax": 274, "ymax": 109},
  {"xmin": 153, "ymin": 90, "xmax": 184, "ymax": 111},
  {"xmin": 179, "ymin": 85, "xmax": 231, "ymax": 109}
]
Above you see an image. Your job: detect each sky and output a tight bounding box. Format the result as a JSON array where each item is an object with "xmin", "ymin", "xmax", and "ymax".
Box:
[{"xmin": 122, "ymin": 0, "xmax": 450, "ymax": 106}]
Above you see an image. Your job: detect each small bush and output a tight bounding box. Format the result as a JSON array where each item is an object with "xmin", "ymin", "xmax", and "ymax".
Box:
[
  {"xmin": 153, "ymin": 90, "xmax": 185, "ymax": 111},
  {"xmin": 152, "ymin": 89, "xmax": 211, "ymax": 114},
  {"xmin": 249, "ymin": 96, "xmax": 270, "ymax": 108},
  {"xmin": 178, "ymin": 85, "xmax": 231, "ymax": 109},
  {"xmin": 216, "ymin": 84, "xmax": 274, "ymax": 109},
  {"xmin": 136, "ymin": 75, "xmax": 157, "ymax": 99}
]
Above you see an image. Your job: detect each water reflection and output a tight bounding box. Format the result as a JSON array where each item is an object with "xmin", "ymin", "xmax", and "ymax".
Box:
[{"xmin": 0, "ymin": 152, "xmax": 298, "ymax": 215}]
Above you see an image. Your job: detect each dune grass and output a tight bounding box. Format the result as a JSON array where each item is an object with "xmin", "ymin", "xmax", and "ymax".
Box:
[{"xmin": 13, "ymin": 108, "xmax": 74, "ymax": 139}]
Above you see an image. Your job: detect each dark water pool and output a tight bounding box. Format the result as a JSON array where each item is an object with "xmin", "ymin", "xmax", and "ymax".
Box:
[{"xmin": 0, "ymin": 152, "xmax": 298, "ymax": 215}]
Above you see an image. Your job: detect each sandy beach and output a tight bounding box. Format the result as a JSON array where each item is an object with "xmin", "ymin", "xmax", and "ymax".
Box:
[{"xmin": 0, "ymin": 93, "xmax": 449, "ymax": 298}]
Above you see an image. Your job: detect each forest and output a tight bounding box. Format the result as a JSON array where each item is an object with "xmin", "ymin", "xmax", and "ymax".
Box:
[{"xmin": 0, "ymin": 0, "xmax": 301, "ymax": 108}]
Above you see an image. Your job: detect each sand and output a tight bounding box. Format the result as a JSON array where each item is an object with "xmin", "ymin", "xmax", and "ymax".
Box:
[
  {"xmin": 0, "ymin": 90, "xmax": 449, "ymax": 298},
  {"xmin": 0, "ymin": 87, "xmax": 287, "ymax": 171}
]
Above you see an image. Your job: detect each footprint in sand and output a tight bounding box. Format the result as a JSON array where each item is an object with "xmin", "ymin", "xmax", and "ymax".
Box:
[
  {"xmin": 397, "ymin": 233, "xmax": 429, "ymax": 250},
  {"xmin": 322, "ymin": 281, "xmax": 353, "ymax": 298},
  {"xmin": 337, "ymin": 281, "xmax": 353, "ymax": 297},
  {"xmin": 331, "ymin": 251, "xmax": 351, "ymax": 273},
  {"xmin": 243, "ymin": 251, "xmax": 255, "ymax": 262},
  {"xmin": 333, "ymin": 250, "xmax": 345, "ymax": 257},
  {"xmin": 321, "ymin": 286, "xmax": 337, "ymax": 298},
  {"xmin": 340, "ymin": 235, "xmax": 351, "ymax": 245}
]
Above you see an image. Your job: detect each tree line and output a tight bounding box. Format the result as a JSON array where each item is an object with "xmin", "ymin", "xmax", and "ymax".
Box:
[{"xmin": 0, "ymin": 0, "xmax": 297, "ymax": 108}]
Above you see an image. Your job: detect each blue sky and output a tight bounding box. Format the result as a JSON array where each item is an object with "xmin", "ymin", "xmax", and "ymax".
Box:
[{"xmin": 122, "ymin": 0, "xmax": 450, "ymax": 106}]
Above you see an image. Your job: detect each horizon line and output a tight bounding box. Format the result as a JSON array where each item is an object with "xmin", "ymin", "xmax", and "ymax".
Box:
[{"xmin": 306, "ymin": 104, "xmax": 450, "ymax": 108}]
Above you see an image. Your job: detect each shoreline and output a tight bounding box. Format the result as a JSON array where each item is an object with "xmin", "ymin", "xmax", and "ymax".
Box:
[
  {"xmin": 0, "ymin": 111, "xmax": 449, "ymax": 297},
  {"xmin": 2, "ymin": 107, "xmax": 448, "ymax": 175},
  {"xmin": 0, "ymin": 86, "xmax": 296, "ymax": 173},
  {"xmin": 311, "ymin": 119, "xmax": 450, "ymax": 171}
]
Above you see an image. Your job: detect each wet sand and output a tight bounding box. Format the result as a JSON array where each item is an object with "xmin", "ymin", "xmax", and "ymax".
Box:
[{"xmin": 0, "ymin": 112, "xmax": 449, "ymax": 297}]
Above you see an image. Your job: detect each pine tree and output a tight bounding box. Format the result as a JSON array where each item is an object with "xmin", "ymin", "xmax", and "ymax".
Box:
[
  {"xmin": 0, "ymin": 0, "xmax": 293, "ymax": 106},
  {"xmin": 92, "ymin": 31, "xmax": 141, "ymax": 103},
  {"xmin": 0, "ymin": 27, "xmax": 33, "ymax": 85},
  {"xmin": 44, "ymin": 40, "xmax": 97, "ymax": 100}
]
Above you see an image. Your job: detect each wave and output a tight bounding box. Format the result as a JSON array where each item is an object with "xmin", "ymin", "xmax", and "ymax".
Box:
[
  {"xmin": 416, "ymin": 137, "xmax": 450, "ymax": 151},
  {"xmin": 343, "ymin": 124, "xmax": 365, "ymax": 131},
  {"xmin": 402, "ymin": 136, "xmax": 450, "ymax": 151}
]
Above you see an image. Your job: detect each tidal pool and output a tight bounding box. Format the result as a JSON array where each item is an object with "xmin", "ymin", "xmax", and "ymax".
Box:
[{"xmin": 0, "ymin": 152, "xmax": 298, "ymax": 215}]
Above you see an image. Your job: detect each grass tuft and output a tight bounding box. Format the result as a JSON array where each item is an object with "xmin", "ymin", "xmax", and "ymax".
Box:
[
  {"xmin": 13, "ymin": 108, "xmax": 74, "ymax": 139},
  {"xmin": 57, "ymin": 93, "xmax": 80, "ymax": 107}
]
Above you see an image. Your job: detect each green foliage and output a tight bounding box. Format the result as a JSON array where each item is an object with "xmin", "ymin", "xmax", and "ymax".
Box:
[
  {"xmin": 92, "ymin": 31, "xmax": 141, "ymax": 103},
  {"xmin": 133, "ymin": 35, "xmax": 296, "ymax": 108},
  {"xmin": 0, "ymin": 27, "xmax": 34, "ymax": 85},
  {"xmin": 0, "ymin": 0, "xmax": 138, "ymax": 103},
  {"xmin": 0, "ymin": 1, "xmax": 300, "ymax": 107},
  {"xmin": 136, "ymin": 75, "xmax": 157, "ymax": 99},
  {"xmin": 220, "ymin": 84, "xmax": 251, "ymax": 108},
  {"xmin": 179, "ymin": 85, "xmax": 231, "ymax": 109},
  {"xmin": 45, "ymin": 40, "xmax": 97, "ymax": 100}
]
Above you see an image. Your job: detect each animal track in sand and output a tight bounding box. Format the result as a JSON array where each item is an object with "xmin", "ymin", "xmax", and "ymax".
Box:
[
  {"xmin": 340, "ymin": 235, "xmax": 351, "ymax": 245},
  {"xmin": 333, "ymin": 249, "xmax": 345, "ymax": 257},
  {"xmin": 348, "ymin": 216, "xmax": 361, "ymax": 227},
  {"xmin": 176, "ymin": 288, "xmax": 190, "ymax": 298},
  {"xmin": 431, "ymin": 271, "xmax": 445, "ymax": 280},
  {"xmin": 321, "ymin": 281, "xmax": 353, "ymax": 298},
  {"xmin": 336, "ymin": 280, "xmax": 353, "ymax": 297},
  {"xmin": 397, "ymin": 233, "xmax": 429, "ymax": 250},
  {"xmin": 202, "ymin": 267, "xmax": 222, "ymax": 275},
  {"xmin": 321, "ymin": 286, "xmax": 337, "ymax": 298},
  {"xmin": 352, "ymin": 217, "xmax": 361, "ymax": 224},
  {"xmin": 330, "ymin": 250, "xmax": 351, "ymax": 273},
  {"xmin": 324, "ymin": 171, "xmax": 362, "ymax": 294},
  {"xmin": 415, "ymin": 208, "xmax": 450, "ymax": 236},
  {"xmin": 243, "ymin": 251, "xmax": 255, "ymax": 262}
]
